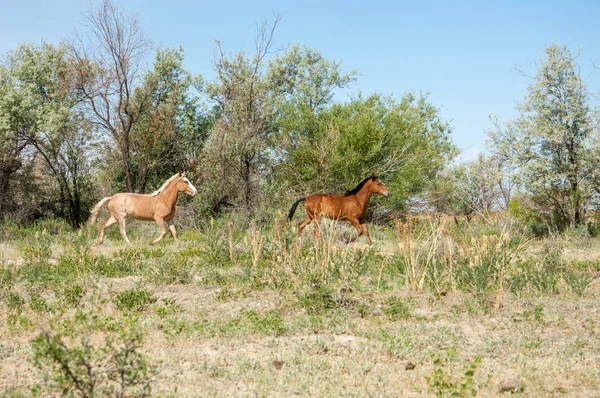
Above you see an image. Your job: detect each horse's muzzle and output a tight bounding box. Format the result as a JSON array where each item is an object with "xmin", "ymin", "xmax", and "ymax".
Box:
[{"xmin": 383, "ymin": 192, "xmax": 390, "ymax": 197}]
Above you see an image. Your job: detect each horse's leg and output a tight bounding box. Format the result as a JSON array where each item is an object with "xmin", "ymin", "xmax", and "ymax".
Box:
[
  {"xmin": 360, "ymin": 220, "xmax": 372, "ymax": 245},
  {"xmin": 297, "ymin": 217, "xmax": 312, "ymax": 238},
  {"xmin": 167, "ymin": 218, "xmax": 180, "ymax": 246},
  {"xmin": 152, "ymin": 217, "xmax": 167, "ymax": 244},
  {"xmin": 347, "ymin": 218, "xmax": 363, "ymax": 243},
  {"xmin": 117, "ymin": 217, "xmax": 132, "ymax": 246},
  {"xmin": 97, "ymin": 215, "xmax": 117, "ymax": 246}
]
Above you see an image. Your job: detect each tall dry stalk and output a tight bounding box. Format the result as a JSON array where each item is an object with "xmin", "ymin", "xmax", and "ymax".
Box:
[
  {"xmin": 395, "ymin": 217, "xmax": 528, "ymax": 301},
  {"xmin": 396, "ymin": 219, "xmax": 446, "ymax": 292}
]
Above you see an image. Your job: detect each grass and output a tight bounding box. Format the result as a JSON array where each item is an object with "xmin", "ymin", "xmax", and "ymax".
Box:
[{"xmin": 0, "ymin": 215, "xmax": 599, "ymax": 395}]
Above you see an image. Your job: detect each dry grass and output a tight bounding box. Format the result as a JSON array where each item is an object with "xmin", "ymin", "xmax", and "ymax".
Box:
[{"xmin": 1, "ymin": 216, "xmax": 600, "ymax": 396}]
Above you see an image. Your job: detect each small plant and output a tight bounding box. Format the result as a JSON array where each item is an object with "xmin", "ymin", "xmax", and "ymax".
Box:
[
  {"xmin": 245, "ymin": 310, "xmax": 287, "ymax": 337},
  {"xmin": 145, "ymin": 256, "xmax": 193, "ymax": 285},
  {"xmin": 522, "ymin": 304, "xmax": 545, "ymax": 325},
  {"xmin": 5, "ymin": 290, "xmax": 31, "ymax": 331},
  {"xmin": 356, "ymin": 302, "xmax": 372, "ymax": 318},
  {"xmin": 426, "ymin": 349, "xmax": 483, "ymax": 397},
  {"xmin": 29, "ymin": 290, "xmax": 53, "ymax": 314},
  {"xmin": 563, "ymin": 270, "xmax": 592, "ymax": 297},
  {"xmin": 199, "ymin": 220, "xmax": 232, "ymax": 268},
  {"xmin": 298, "ymin": 286, "xmax": 337, "ymax": 313},
  {"xmin": 31, "ymin": 309, "xmax": 154, "ymax": 397},
  {"xmin": 215, "ymin": 287, "xmax": 248, "ymax": 302},
  {"xmin": 0, "ymin": 264, "xmax": 18, "ymax": 290},
  {"xmin": 383, "ymin": 297, "xmax": 412, "ymax": 321},
  {"xmin": 20, "ymin": 231, "xmax": 53, "ymax": 264},
  {"xmin": 6, "ymin": 291, "xmax": 25, "ymax": 314},
  {"xmin": 153, "ymin": 298, "xmax": 180, "ymax": 320},
  {"xmin": 113, "ymin": 289, "xmax": 156, "ymax": 312},
  {"xmin": 58, "ymin": 284, "xmax": 86, "ymax": 308}
]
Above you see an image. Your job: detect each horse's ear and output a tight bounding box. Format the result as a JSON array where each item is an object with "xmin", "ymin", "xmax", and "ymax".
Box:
[{"xmin": 372, "ymin": 175, "xmax": 378, "ymax": 180}]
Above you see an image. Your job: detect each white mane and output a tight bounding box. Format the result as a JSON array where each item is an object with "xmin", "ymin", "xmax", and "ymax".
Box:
[{"xmin": 151, "ymin": 173, "xmax": 183, "ymax": 196}]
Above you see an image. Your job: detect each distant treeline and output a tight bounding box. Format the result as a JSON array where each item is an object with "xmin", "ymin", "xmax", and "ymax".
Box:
[{"xmin": 1, "ymin": 1, "xmax": 597, "ymax": 234}]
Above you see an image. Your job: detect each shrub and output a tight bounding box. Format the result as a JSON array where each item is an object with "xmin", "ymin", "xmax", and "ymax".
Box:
[
  {"xmin": 31, "ymin": 310, "xmax": 154, "ymax": 397},
  {"xmin": 426, "ymin": 349, "xmax": 484, "ymax": 397}
]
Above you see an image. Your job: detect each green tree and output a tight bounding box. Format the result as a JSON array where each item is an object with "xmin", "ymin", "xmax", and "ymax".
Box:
[
  {"xmin": 201, "ymin": 18, "xmax": 280, "ymax": 217},
  {"xmin": 128, "ymin": 47, "xmax": 208, "ymax": 193},
  {"xmin": 4, "ymin": 42, "xmax": 95, "ymax": 227},
  {"xmin": 267, "ymin": 43, "xmax": 357, "ymax": 113},
  {"xmin": 0, "ymin": 64, "xmax": 29, "ymax": 217},
  {"xmin": 276, "ymin": 93, "xmax": 456, "ymax": 212},
  {"xmin": 431, "ymin": 154, "xmax": 510, "ymax": 220},
  {"xmin": 488, "ymin": 44, "xmax": 598, "ymax": 227}
]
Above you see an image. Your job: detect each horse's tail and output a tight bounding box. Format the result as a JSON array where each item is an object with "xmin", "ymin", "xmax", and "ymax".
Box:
[
  {"xmin": 287, "ymin": 198, "xmax": 306, "ymax": 221},
  {"xmin": 89, "ymin": 197, "xmax": 112, "ymax": 225}
]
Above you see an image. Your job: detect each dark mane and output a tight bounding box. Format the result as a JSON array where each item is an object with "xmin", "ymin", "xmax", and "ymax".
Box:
[{"xmin": 344, "ymin": 175, "xmax": 376, "ymax": 196}]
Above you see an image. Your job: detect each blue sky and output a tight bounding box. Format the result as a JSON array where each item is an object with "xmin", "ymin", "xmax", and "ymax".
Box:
[{"xmin": 1, "ymin": 0, "xmax": 599, "ymax": 160}]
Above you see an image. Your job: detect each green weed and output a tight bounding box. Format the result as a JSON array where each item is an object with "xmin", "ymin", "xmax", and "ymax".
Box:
[
  {"xmin": 426, "ymin": 349, "xmax": 483, "ymax": 397},
  {"xmin": 113, "ymin": 289, "xmax": 156, "ymax": 312},
  {"xmin": 383, "ymin": 297, "xmax": 412, "ymax": 321}
]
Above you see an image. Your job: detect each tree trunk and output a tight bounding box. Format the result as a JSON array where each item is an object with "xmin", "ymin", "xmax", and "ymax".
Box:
[
  {"xmin": 0, "ymin": 169, "xmax": 14, "ymax": 217},
  {"xmin": 243, "ymin": 156, "xmax": 253, "ymax": 218},
  {"xmin": 122, "ymin": 135, "xmax": 134, "ymax": 192},
  {"xmin": 137, "ymin": 165, "xmax": 149, "ymax": 194},
  {"xmin": 71, "ymin": 173, "xmax": 81, "ymax": 228},
  {"xmin": 572, "ymin": 186, "xmax": 582, "ymax": 226}
]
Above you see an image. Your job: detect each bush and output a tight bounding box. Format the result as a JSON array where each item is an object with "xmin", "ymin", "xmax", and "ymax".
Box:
[
  {"xmin": 426, "ymin": 349, "xmax": 484, "ymax": 397},
  {"xmin": 31, "ymin": 309, "xmax": 154, "ymax": 397}
]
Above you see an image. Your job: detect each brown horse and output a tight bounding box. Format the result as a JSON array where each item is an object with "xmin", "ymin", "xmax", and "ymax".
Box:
[
  {"xmin": 287, "ymin": 176, "xmax": 389, "ymax": 244},
  {"xmin": 89, "ymin": 172, "xmax": 197, "ymax": 246}
]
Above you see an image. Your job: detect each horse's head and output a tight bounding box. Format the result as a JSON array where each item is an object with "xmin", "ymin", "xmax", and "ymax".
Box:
[
  {"xmin": 370, "ymin": 176, "xmax": 390, "ymax": 197},
  {"xmin": 176, "ymin": 172, "xmax": 198, "ymax": 196}
]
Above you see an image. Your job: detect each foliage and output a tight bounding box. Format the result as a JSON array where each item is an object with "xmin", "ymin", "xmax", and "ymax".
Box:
[
  {"xmin": 199, "ymin": 18, "xmax": 281, "ymax": 217},
  {"xmin": 113, "ymin": 289, "xmax": 156, "ymax": 312},
  {"xmin": 426, "ymin": 349, "xmax": 484, "ymax": 397},
  {"xmin": 0, "ymin": 42, "xmax": 95, "ymax": 226},
  {"xmin": 276, "ymin": 93, "xmax": 456, "ymax": 211},
  {"xmin": 126, "ymin": 46, "xmax": 209, "ymax": 194},
  {"xmin": 488, "ymin": 44, "xmax": 599, "ymax": 229},
  {"xmin": 0, "ymin": 62, "xmax": 29, "ymax": 218},
  {"xmin": 432, "ymin": 154, "xmax": 512, "ymax": 218},
  {"xmin": 31, "ymin": 309, "xmax": 154, "ymax": 397},
  {"xmin": 66, "ymin": 0, "xmax": 151, "ymax": 193},
  {"xmin": 383, "ymin": 297, "xmax": 412, "ymax": 321},
  {"xmin": 20, "ymin": 230, "xmax": 53, "ymax": 265}
]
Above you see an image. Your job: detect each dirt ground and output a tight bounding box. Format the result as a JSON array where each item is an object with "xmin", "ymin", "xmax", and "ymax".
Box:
[
  {"xmin": 1, "ymin": 277, "xmax": 599, "ymax": 396},
  {"xmin": 1, "ymin": 228, "xmax": 600, "ymax": 396}
]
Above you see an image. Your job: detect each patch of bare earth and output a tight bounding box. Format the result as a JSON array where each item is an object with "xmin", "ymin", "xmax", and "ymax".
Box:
[{"xmin": 2, "ymin": 280, "xmax": 599, "ymax": 396}]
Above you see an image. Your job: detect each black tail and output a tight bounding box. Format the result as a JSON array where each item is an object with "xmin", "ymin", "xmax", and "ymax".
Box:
[{"xmin": 287, "ymin": 198, "xmax": 306, "ymax": 221}]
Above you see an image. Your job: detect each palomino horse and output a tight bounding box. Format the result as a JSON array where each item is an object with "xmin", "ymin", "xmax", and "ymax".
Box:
[
  {"xmin": 89, "ymin": 172, "xmax": 197, "ymax": 246},
  {"xmin": 287, "ymin": 176, "xmax": 389, "ymax": 244}
]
